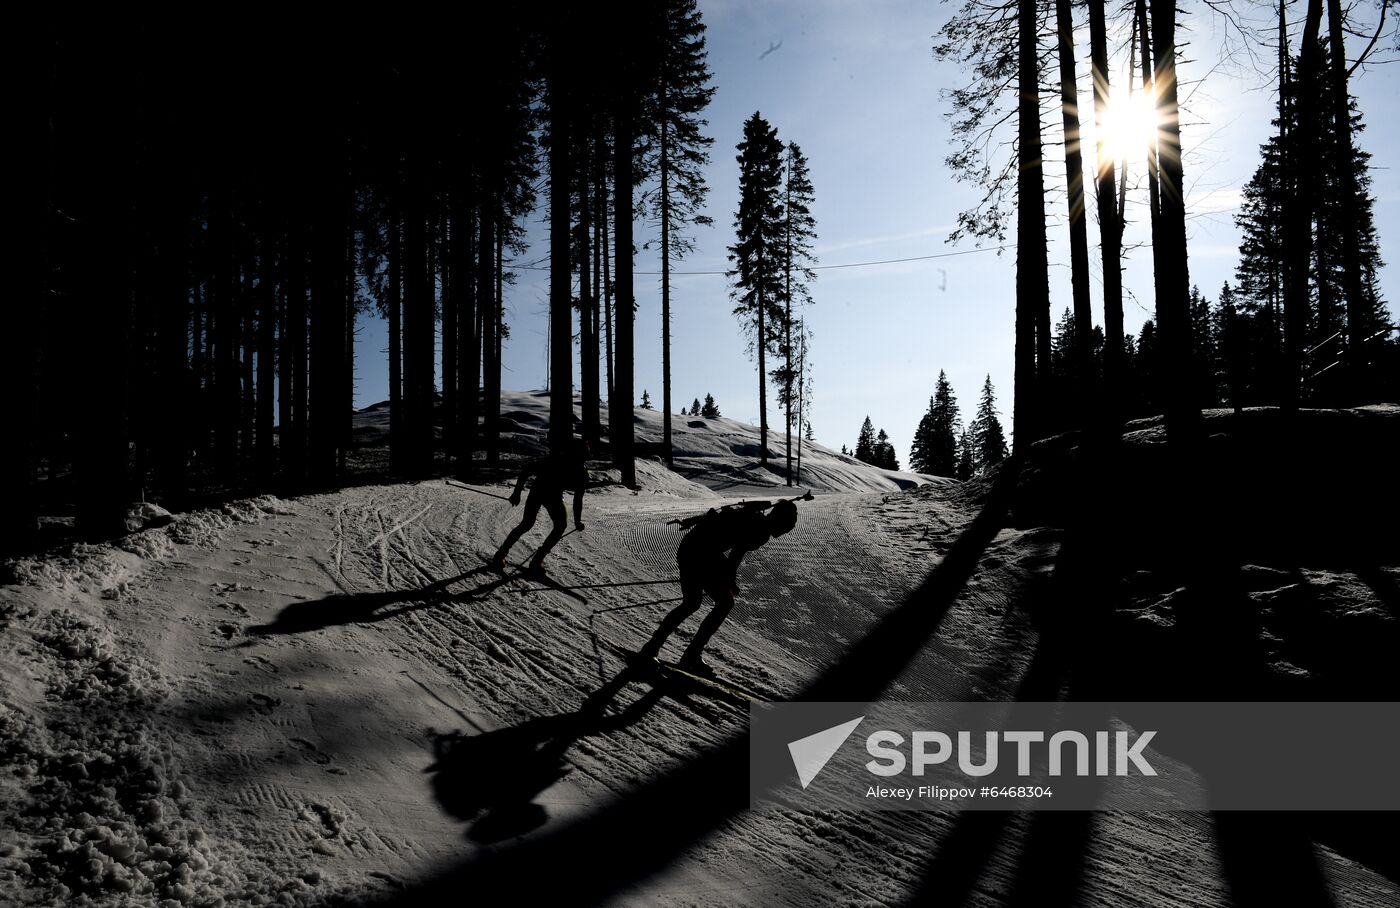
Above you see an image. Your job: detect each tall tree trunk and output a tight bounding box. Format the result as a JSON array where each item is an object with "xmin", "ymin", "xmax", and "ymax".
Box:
[
  {"xmin": 387, "ymin": 210, "xmax": 402, "ymax": 472},
  {"xmin": 212, "ymin": 187, "xmax": 240, "ymax": 477},
  {"xmin": 285, "ymin": 217, "xmax": 308, "ymax": 479},
  {"xmin": 795, "ymin": 322, "xmax": 806, "ymax": 486},
  {"xmin": 661, "ymin": 116, "xmax": 675, "ymax": 467},
  {"xmin": 465, "ymin": 195, "xmax": 489, "ymax": 477},
  {"xmin": 1088, "ymin": 0, "xmax": 1124, "ymax": 425},
  {"xmin": 241, "ymin": 245, "xmax": 256, "ymax": 465},
  {"xmin": 493, "ymin": 230, "xmax": 505, "ymax": 465},
  {"xmin": 156, "ymin": 177, "xmax": 191, "ymax": 505},
  {"xmin": 342, "ymin": 217, "xmax": 355, "ymax": 476},
  {"xmin": 588, "ymin": 143, "xmax": 605, "ymax": 441},
  {"xmin": 442, "ymin": 205, "xmax": 457, "ymax": 458},
  {"xmin": 310, "ymin": 170, "xmax": 347, "ymax": 480},
  {"xmin": 549, "ymin": 80, "xmax": 575, "ymax": 450},
  {"xmin": 612, "ymin": 98, "xmax": 637, "ymax": 485},
  {"xmin": 1282, "ymin": 0, "xmax": 1316, "ymax": 411},
  {"xmin": 68, "ymin": 41, "xmax": 133, "ymax": 538},
  {"xmin": 7, "ymin": 61, "xmax": 47, "ymax": 552},
  {"xmin": 1137, "ymin": 2, "xmax": 1162, "ymax": 228},
  {"xmin": 1014, "ymin": 0, "xmax": 1050, "ymax": 453},
  {"xmin": 579, "ymin": 140, "xmax": 601, "ymax": 445},
  {"xmin": 191, "ymin": 273, "xmax": 206, "ymax": 461},
  {"xmin": 782, "ymin": 146, "xmax": 794, "ymax": 485},
  {"xmin": 757, "ymin": 256, "xmax": 769, "ymax": 466},
  {"xmin": 602, "ymin": 165, "xmax": 615, "ymax": 408},
  {"xmin": 1325, "ymin": 0, "xmax": 1370, "ymax": 400},
  {"xmin": 277, "ymin": 243, "xmax": 292, "ymax": 472},
  {"xmin": 483, "ymin": 203, "xmax": 501, "ymax": 466},
  {"xmin": 403, "ymin": 143, "xmax": 434, "ymax": 478},
  {"xmin": 257, "ymin": 235, "xmax": 276, "ymax": 474},
  {"xmin": 1150, "ymin": 0, "xmax": 1200, "ymax": 441},
  {"xmin": 1056, "ymin": 0, "xmax": 1094, "ymax": 424}
]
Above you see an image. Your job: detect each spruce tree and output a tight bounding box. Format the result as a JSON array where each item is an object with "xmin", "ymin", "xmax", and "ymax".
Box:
[
  {"xmin": 700, "ymin": 393, "xmax": 720, "ymax": 419},
  {"xmin": 690, "ymin": 397, "xmax": 701, "ymax": 416},
  {"xmin": 955, "ymin": 429, "xmax": 976, "ymax": 481},
  {"xmin": 728, "ymin": 112, "xmax": 785, "ymax": 466},
  {"xmin": 775, "ymin": 141, "xmax": 817, "ymax": 485},
  {"xmin": 640, "ymin": 389, "xmax": 653, "ymax": 409},
  {"xmin": 874, "ymin": 429, "xmax": 900, "ymax": 471},
  {"xmin": 909, "ymin": 370, "xmax": 960, "ymax": 476},
  {"xmin": 970, "ymin": 375, "xmax": 1008, "ymax": 472},
  {"xmin": 642, "ymin": 0, "xmax": 715, "ymax": 464},
  {"xmin": 1233, "ymin": 40, "xmax": 1391, "ymax": 405},
  {"xmin": 855, "ymin": 416, "xmax": 876, "ymax": 464}
]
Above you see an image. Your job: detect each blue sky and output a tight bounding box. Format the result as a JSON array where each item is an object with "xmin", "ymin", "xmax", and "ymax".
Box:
[{"xmin": 352, "ymin": 0, "xmax": 1398, "ymax": 463}]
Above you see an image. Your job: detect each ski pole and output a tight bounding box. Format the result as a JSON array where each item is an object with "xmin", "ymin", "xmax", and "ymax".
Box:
[{"xmin": 443, "ymin": 478, "xmax": 512, "ymax": 502}]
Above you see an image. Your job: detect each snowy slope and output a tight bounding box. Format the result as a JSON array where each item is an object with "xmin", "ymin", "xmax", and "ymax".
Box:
[
  {"xmin": 2, "ymin": 403, "xmax": 1397, "ymax": 907},
  {"xmin": 356, "ymin": 390, "xmax": 940, "ymax": 495}
]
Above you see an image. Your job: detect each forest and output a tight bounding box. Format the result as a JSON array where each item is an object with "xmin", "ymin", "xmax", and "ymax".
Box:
[{"xmin": 5, "ymin": 0, "xmax": 1396, "ymax": 545}]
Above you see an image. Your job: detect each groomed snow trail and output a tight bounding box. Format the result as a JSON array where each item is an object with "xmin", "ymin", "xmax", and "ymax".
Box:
[{"xmin": 5, "ymin": 478, "xmax": 1397, "ymax": 906}]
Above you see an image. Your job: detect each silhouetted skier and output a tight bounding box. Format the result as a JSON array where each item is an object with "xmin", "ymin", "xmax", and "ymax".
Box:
[
  {"xmin": 489, "ymin": 440, "xmax": 589, "ymax": 574},
  {"xmin": 637, "ymin": 498, "xmax": 799, "ymax": 675}
]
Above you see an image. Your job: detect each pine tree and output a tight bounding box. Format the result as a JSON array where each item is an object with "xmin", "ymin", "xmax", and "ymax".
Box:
[
  {"xmin": 1054, "ymin": 0, "xmax": 1094, "ymax": 420},
  {"xmin": 640, "ymin": 389, "xmax": 653, "ymax": 409},
  {"xmin": 774, "ymin": 141, "xmax": 817, "ymax": 485},
  {"xmin": 728, "ymin": 112, "xmax": 785, "ymax": 466},
  {"xmin": 1016, "ymin": 0, "xmax": 1050, "ymax": 450},
  {"xmin": 700, "ymin": 393, "xmax": 720, "ymax": 419},
  {"xmin": 1233, "ymin": 40, "xmax": 1391, "ymax": 405},
  {"xmin": 955, "ymin": 429, "xmax": 976, "ymax": 481},
  {"xmin": 1089, "ymin": 0, "xmax": 1126, "ymax": 421},
  {"xmin": 854, "ymin": 417, "xmax": 876, "ymax": 464},
  {"xmin": 874, "ymin": 429, "xmax": 899, "ymax": 471},
  {"xmin": 970, "ymin": 375, "xmax": 1008, "ymax": 472},
  {"xmin": 690, "ymin": 397, "xmax": 701, "ymax": 416},
  {"xmin": 642, "ymin": 0, "xmax": 715, "ymax": 465},
  {"xmin": 909, "ymin": 371, "xmax": 961, "ymax": 476},
  {"xmin": 1214, "ymin": 283, "xmax": 1246, "ymax": 412}
]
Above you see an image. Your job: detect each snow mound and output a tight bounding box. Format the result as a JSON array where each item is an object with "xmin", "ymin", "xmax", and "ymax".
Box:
[{"xmin": 352, "ymin": 391, "xmax": 946, "ymax": 495}]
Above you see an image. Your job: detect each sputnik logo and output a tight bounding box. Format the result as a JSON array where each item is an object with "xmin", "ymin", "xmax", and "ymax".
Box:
[{"xmin": 787, "ymin": 716, "xmax": 865, "ymax": 789}]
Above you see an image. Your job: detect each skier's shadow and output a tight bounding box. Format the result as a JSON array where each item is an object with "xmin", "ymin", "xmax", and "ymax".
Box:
[
  {"xmin": 245, "ymin": 568, "xmax": 507, "ymax": 636},
  {"xmin": 426, "ymin": 665, "xmax": 665, "ymax": 844}
]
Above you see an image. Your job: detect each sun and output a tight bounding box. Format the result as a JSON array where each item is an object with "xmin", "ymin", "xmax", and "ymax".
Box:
[{"xmin": 1098, "ymin": 87, "xmax": 1161, "ymax": 165}]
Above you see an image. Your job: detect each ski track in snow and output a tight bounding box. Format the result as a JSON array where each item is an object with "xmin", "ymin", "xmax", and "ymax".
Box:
[{"xmin": 3, "ymin": 477, "xmax": 1398, "ymax": 906}]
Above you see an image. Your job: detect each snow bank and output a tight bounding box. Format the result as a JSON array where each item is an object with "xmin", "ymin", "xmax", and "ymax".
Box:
[
  {"xmin": 5, "ymin": 496, "xmax": 296, "ymax": 595},
  {"xmin": 0, "ymin": 494, "xmax": 341, "ymax": 906}
]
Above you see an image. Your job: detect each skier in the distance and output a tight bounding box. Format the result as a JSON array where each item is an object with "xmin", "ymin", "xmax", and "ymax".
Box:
[
  {"xmin": 488, "ymin": 438, "xmax": 589, "ymax": 575},
  {"xmin": 635, "ymin": 498, "xmax": 799, "ymax": 676}
]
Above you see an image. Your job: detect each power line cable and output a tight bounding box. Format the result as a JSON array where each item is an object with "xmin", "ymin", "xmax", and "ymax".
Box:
[{"xmin": 507, "ymin": 243, "xmax": 1013, "ymax": 276}]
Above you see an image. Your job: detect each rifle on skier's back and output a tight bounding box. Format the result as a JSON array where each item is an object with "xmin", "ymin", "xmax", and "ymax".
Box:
[{"xmin": 667, "ymin": 490, "xmax": 814, "ymax": 530}]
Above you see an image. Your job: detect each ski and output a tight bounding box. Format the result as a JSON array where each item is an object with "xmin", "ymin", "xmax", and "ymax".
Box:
[{"xmin": 646, "ymin": 656, "xmax": 765, "ymax": 705}]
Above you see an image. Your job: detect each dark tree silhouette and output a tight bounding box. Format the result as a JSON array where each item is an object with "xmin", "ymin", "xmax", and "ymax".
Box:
[
  {"xmin": 910, "ymin": 371, "xmax": 961, "ymax": 476},
  {"xmin": 642, "ymin": 0, "xmax": 715, "ymax": 466},
  {"xmin": 1015, "ymin": 0, "xmax": 1050, "ymax": 452},
  {"xmin": 775, "ymin": 142, "xmax": 817, "ymax": 486},
  {"xmin": 728, "ymin": 112, "xmax": 786, "ymax": 467},
  {"xmin": 1054, "ymin": 0, "xmax": 1095, "ymax": 423}
]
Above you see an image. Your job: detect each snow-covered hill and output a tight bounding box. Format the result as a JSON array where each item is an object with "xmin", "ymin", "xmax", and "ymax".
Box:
[{"xmin": 354, "ymin": 390, "xmax": 940, "ymax": 495}]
